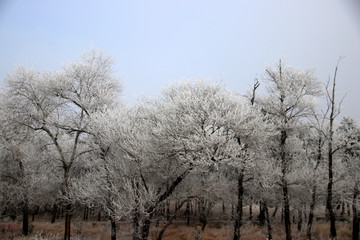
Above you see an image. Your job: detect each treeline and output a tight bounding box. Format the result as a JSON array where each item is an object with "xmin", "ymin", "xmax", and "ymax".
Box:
[{"xmin": 0, "ymin": 50, "xmax": 359, "ymax": 240}]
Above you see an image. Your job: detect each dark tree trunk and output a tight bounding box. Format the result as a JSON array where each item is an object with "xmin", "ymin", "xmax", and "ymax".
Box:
[
  {"xmin": 326, "ymin": 59, "xmax": 339, "ymax": 240},
  {"xmin": 353, "ymin": 185, "xmax": 359, "ymax": 240},
  {"xmin": 326, "ymin": 148, "xmax": 337, "ymax": 239},
  {"xmin": 280, "ymin": 129, "xmax": 292, "ymax": 240},
  {"xmin": 264, "ymin": 201, "xmax": 272, "ymax": 240},
  {"xmin": 111, "ymin": 218, "xmax": 117, "ymax": 240},
  {"xmin": 282, "ymin": 181, "xmax": 292, "ymax": 240},
  {"xmin": 98, "ymin": 212, "xmax": 101, "ymax": 221},
  {"xmin": 131, "ymin": 166, "xmax": 192, "ymax": 240},
  {"xmin": 222, "ymin": 200, "xmax": 226, "ymax": 214},
  {"xmin": 83, "ymin": 206, "xmax": 89, "ymax": 220},
  {"xmin": 132, "ymin": 208, "xmax": 140, "ymax": 240},
  {"xmin": 157, "ymin": 222, "xmax": 171, "ymax": 240},
  {"xmin": 297, "ymin": 208, "xmax": 303, "ymax": 231},
  {"xmin": 186, "ymin": 199, "xmax": 190, "ymax": 226},
  {"xmin": 272, "ymin": 204, "xmax": 278, "ymax": 218},
  {"xmin": 340, "ymin": 202, "xmax": 345, "ymax": 219},
  {"xmin": 22, "ymin": 202, "xmax": 29, "ymax": 236},
  {"xmin": 198, "ymin": 199, "xmax": 207, "ymax": 231},
  {"xmin": 307, "ymin": 134, "xmax": 322, "ymax": 240},
  {"xmin": 326, "ymin": 154, "xmax": 336, "ymax": 239},
  {"xmin": 31, "ymin": 206, "xmax": 39, "ymax": 222},
  {"xmin": 51, "ymin": 204, "xmax": 58, "ymax": 224},
  {"xmin": 64, "ymin": 204, "xmax": 72, "ymax": 240},
  {"xmin": 233, "ymin": 171, "xmax": 244, "ymax": 240},
  {"xmin": 139, "ymin": 217, "xmax": 151, "ymax": 240},
  {"xmin": 259, "ymin": 201, "xmax": 266, "ymax": 226},
  {"xmin": 249, "ymin": 199, "xmax": 253, "ymax": 221},
  {"xmin": 156, "ymin": 200, "xmax": 186, "ymax": 240}
]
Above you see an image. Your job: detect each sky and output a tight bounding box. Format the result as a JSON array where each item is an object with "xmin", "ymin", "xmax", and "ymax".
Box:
[{"xmin": 0, "ymin": 0, "xmax": 360, "ymax": 121}]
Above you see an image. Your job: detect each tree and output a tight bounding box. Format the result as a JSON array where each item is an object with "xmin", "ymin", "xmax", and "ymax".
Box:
[
  {"xmin": 2, "ymin": 49, "xmax": 121, "ymax": 240},
  {"xmin": 337, "ymin": 117, "xmax": 360, "ymax": 240},
  {"xmin": 0, "ymin": 91, "xmax": 55, "ymax": 235},
  {"xmin": 0, "ymin": 119, "xmax": 33, "ymax": 236},
  {"xmin": 76, "ymin": 106, "xmax": 131, "ymax": 240},
  {"xmin": 304, "ymin": 113, "xmax": 327, "ymax": 240},
  {"xmin": 325, "ymin": 58, "xmax": 344, "ymax": 240},
  {"xmin": 259, "ymin": 60, "xmax": 322, "ymax": 240},
  {"xmin": 226, "ymin": 104, "xmax": 267, "ymax": 240}
]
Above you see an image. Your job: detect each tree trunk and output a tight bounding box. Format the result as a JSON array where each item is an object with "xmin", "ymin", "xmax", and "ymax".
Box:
[
  {"xmin": 249, "ymin": 199, "xmax": 253, "ymax": 221},
  {"xmin": 353, "ymin": 185, "xmax": 359, "ymax": 240},
  {"xmin": 272, "ymin": 204, "xmax": 278, "ymax": 218},
  {"xmin": 132, "ymin": 208, "xmax": 140, "ymax": 240},
  {"xmin": 297, "ymin": 208, "xmax": 303, "ymax": 231},
  {"xmin": 83, "ymin": 206, "xmax": 89, "ymax": 220},
  {"xmin": 233, "ymin": 171, "xmax": 244, "ymax": 240},
  {"xmin": 307, "ymin": 184, "xmax": 317, "ymax": 240},
  {"xmin": 111, "ymin": 218, "xmax": 117, "ymax": 240},
  {"xmin": 198, "ymin": 199, "xmax": 207, "ymax": 231},
  {"xmin": 157, "ymin": 222, "xmax": 171, "ymax": 240},
  {"xmin": 280, "ymin": 129, "xmax": 292, "ymax": 240},
  {"xmin": 326, "ymin": 149, "xmax": 336, "ymax": 239},
  {"xmin": 326, "ymin": 58, "xmax": 340, "ymax": 240},
  {"xmin": 340, "ymin": 202, "xmax": 345, "ymax": 220},
  {"xmin": 282, "ymin": 180, "xmax": 292, "ymax": 240},
  {"xmin": 22, "ymin": 202, "xmax": 29, "ymax": 236},
  {"xmin": 51, "ymin": 204, "xmax": 58, "ymax": 224},
  {"xmin": 186, "ymin": 199, "xmax": 190, "ymax": 226},
  {"xmin": 64, "ymin": 203, "xmax": 72, "ymax": 240},
  {"xmin": 222, "ymin": 200, "xmax": 226, "ymax": 214},
  {"xmin": 307, "ymin": 134, "xmax": 322, "ymax": 240},
  {"xmin": 31, "ymin": 206, "xmax": 38, "ymax": 222},
  {"xmin": 140, "ymin": 217, "xmax": 151, "ymax": 240},
  {"xmin": 156, "ymin": 199, "xmax": 186, "ymax": 240},
  {"xmin": 259, "ymin": 201, "xmax": 266, "ymax": 226},
  {"xmin": 264, "ymin": 201, "xmax": 273, "ymax": 240}
]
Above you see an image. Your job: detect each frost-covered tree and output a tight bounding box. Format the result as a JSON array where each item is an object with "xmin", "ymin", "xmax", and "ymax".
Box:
[
  {"xmin": 89, "ymin": 80, "xmax": 258, "ymax": 240},
  {"xmin": 337, "ymin": 117, "xmax": 360, "ymax": 240},
  {"xmin": 303, "ymin": 111, "xmax": 329, "ymax": 240},
  {"xmin": 324, "ymin": 59, "xmax": 344, "ymax": 240},
  {"xmin": 2, "ymin": 49, "xmax": 121, "ymax": 240},
  {"xmin": 0, "ymin": 113, "xmax": 33, "ymax": 235},
  {"xmin": 75, "ymin": 106, "xmax": 131, "ymax": 240},
  {"xmin": 259, "ymin": 60, "xmax": 322, "ymax": 240},
  {"xmin": 224, "ymin": 104, "xmax": 267, "ymax": 240}
]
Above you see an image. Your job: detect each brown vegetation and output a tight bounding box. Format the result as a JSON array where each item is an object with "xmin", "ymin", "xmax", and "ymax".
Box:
[{"xmin": 0, "ymin": 218, "xmax": 353, "ymax": 240}]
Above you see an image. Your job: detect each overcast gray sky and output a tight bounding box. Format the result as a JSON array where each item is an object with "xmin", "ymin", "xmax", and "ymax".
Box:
[{"xmin": 1, "ymin": 0, "xmax": 360, "ymax": 121}]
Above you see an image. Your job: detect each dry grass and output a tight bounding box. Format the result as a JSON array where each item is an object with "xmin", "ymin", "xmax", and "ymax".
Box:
[{"xmin": 0, "ymin": 218, "xmax": 354, "ymax": 240}]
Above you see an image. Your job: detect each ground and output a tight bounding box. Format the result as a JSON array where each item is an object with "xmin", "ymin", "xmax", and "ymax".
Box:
[{"xmin": 0, "ymin": 204, "xmax": 354, "ymax": 239}]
